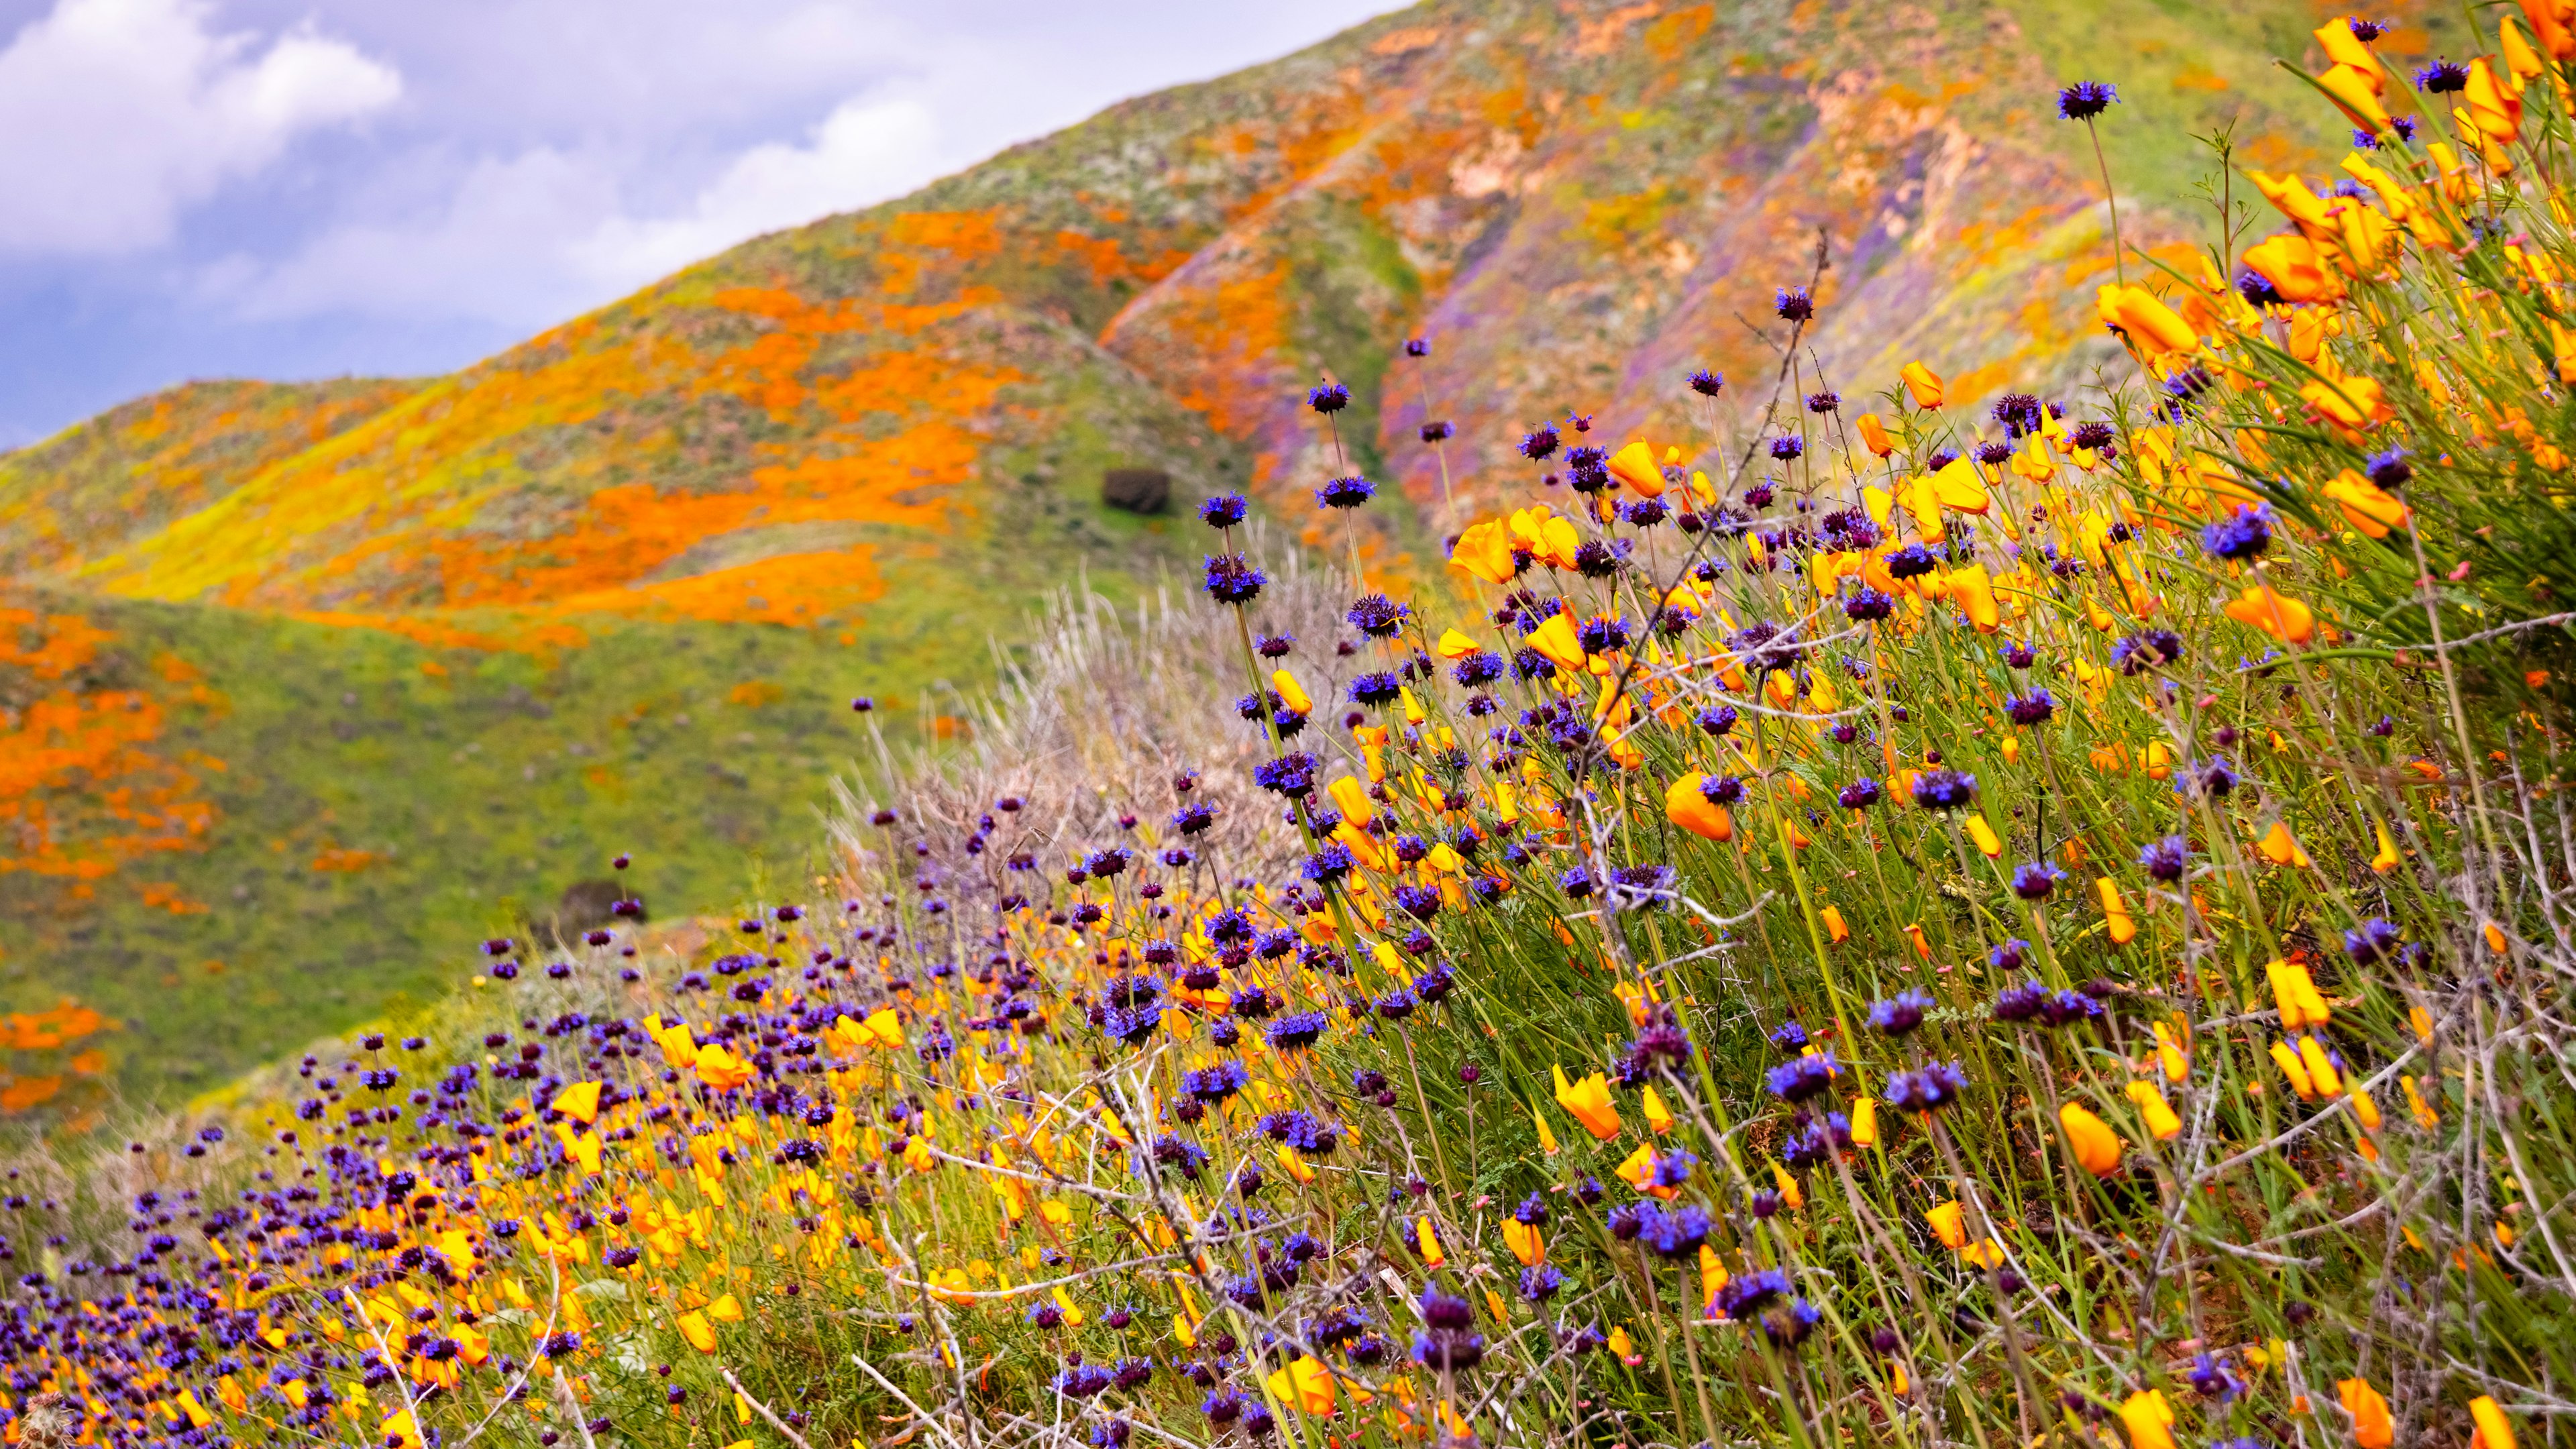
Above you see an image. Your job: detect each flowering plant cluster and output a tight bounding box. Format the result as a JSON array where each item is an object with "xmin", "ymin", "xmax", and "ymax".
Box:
[{"xmin": 16, "ymin": 19, "xmax": 2576, "ymax": 1449}]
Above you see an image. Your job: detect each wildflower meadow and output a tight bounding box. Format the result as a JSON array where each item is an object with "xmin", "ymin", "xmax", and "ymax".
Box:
[{"xmin": 15, "ymin": 15, "xmax": 2576, "ymax": 1449}]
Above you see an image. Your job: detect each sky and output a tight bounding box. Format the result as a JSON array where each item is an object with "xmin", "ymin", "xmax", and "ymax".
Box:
[{"xmin": 0, "ymin": 0, "xmax": 1402, "ymax": 446}]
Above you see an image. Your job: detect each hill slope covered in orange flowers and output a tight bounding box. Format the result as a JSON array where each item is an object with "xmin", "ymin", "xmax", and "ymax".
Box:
[{"xmin": 0, "ymin": 0, "xmax": 2457, "ymax": 1116}]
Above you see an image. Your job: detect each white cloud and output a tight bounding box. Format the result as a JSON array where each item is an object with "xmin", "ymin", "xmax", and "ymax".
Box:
[
  {"xmin": 229, "ymin": 95, "xmax": 944, "ymax": 323},
  {"xmin": 0, "ymin": 0, "xmax": 400, "ymax": 256},
  {"xmin": 211, "ymin": 0, "xmax": 1403, "ymax": 334},
  {"xmin": 570, "ymin": 96, "xmax": 942, "ymax": 287},
  {"xmin": 225, "ymin": 147, "xmax": 621, "ymax": 325}
]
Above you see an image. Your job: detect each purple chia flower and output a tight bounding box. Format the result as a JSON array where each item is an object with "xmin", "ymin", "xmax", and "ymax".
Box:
[
  {"xmin": 1627, "ymin": 1020, "xmax": 1690, "ymax": 1066},
  {"xmin": 1203, "ymin": 553, "xmax": 1266, "ymax": 604},
  {"xmin": 2188, "ymin": 1352, "xmax": 2243, "ymax": 1403},
  {"xmin": 1837, "ymin": 777, "xmax": 1883, "ymax": 809},
  {"xmin": 1775, "ymin": 286, "xmax": 1814, "ymax": 322},
  {"xmin": 1576, "ymin": 614, "xmax": 1630, "ymax": 654},
  {"xmin": 1199, "ymin": 494, "xmax": 1248, "ymax": 529},
  {"xmin": 1186, "ymin": 1061, "xmax": 1249, "ymax": 1101},
  {"xmin": 1148, "ymin": 1134, "xmax": 1209, "ymax": 1179},
  {"xmin": 1688, "ymin": 368, "xmax": 1725, "ymax": 396},
  {"xmin": 1265, "ymin": 1012, "xmax": 1328, "ymax": 1051},
  {"xmin": 1885, "ymin": 542, "xmax": 1938, "ymax": 579},
  {"xmin": 1608, "ymin": 863, "xmax": 1674, "ymax": 904},
  {"xmin": 1346, "ymin": 592, "xmax": 1409, "ymax": 637},
  {"xmin": 1868, "ymin": 989, "xmax": 1932, "ymax": 1036},
  {"xmin": 2182, "ymin": 757, "xmax": 2240, "ymax": 800},
  {"xmin": 1845, "ymin": 585, "xmax": 1895, "ymax": 621},
  {"xmin": 2201, "ymin": 503, "xmax": 2274, "ymax": 561},
  {"xmin": 1307, "ymin": 381, "xmax": 1350, "ymax": 413},
  {"xmin": 1991, "ymin": 979, "xmax": 2047, "ymax": 1022},
  {"xmin": 1640, "ymin": 1203, "xmax": 1713, "ymax": 1258},
  {"xmin": 2345, "ymin": 917, "xmax": 2402, "ymax": 964},
  {"xmin": 2010, "ymin": 861, "xmax": 2064, "ymax": 900},
  {"xmin": 1282, "ymin": 1115, "xmax": 1340, "ymax": 1155},
  {"xmin": 2005, "ymin": 690, "xmax": 2056, "ymax": 725},
  {"xmin": 1251, "ymin": 753, "xmax": 1319, "ymax": 796},
  {"xmin": 2111, "ymin": 629, "xmax": 2184, "ymax": 674},
  {"xmin": 1882, "ymin": 1060, "xmax": 1967, "ymax": 1113},
  {"xmin": 1766, "ymin": 1051, "xmax": 1839, "ymax": 1103},
  {"xmin": 1621, "ymin": 497, "xmax": 1668, "ymax": 527},
  {"xmin": 1717, "ymin": 1267, "xmax": 1791, "ymax": 1318},
  {"xmin": 2139, "ymin": 835, "xmax": 2189, "ymax": 881},
  {"xmin": 1519, "ymin": 423, "xmax": 1561, "ymax": 460},
  {"xmin": 1103, "ymin": 1004, "xmax": 1163, "ymax": 1046},
  {"xmin": 2038, "ymin": 989, "xmax": 2104, "ymax": 1027},
  {"xmin": 1911, "ymin": 768, "xmax": 1976, "ymax": 810},
  {"xmin": 1316, "ymin": 475, "xmax": 1377, "ymax": 510},
  {"xmin": 1348, "ymin": 671, "xmax": 1400, "ymax": 706},
  {"xmin": 1302, "ymin": 844, "xmax": 1356, "ymax": 883},
  {"xmin": 1762, "ymin": 1298, "xmax": 1825, "ymax": 1348},
  {"xmin": 1782, "ymin": 1113, "xmax": 1844, "ymax": 1166},
  {"xmin": 2416, "ymin": 59, "xmax": 2469, "ymax": 93},
  {"xmin": 2057, "ymin": 80, "xmax": 2117, "ymax": 119}
]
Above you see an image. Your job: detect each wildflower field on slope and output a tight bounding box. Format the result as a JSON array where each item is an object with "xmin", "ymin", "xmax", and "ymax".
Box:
[{"xmin": 14, "ymin": 16, "xmax": 2576, "ymax": 1449}]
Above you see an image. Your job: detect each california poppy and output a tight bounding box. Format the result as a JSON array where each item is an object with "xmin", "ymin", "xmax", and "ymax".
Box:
[
  {"xmin": 2125, "ymin": 1081, "xmax": 2182, "ymax": 1140},
  {"xmin": 1664, "ymin": 773, "xmax": 1734, "ymax": 841},
  {"xmin": 1607, "ymin": 440, "xmax": 1666, "ymax": 496},
  {"xmin": 2339, "ymin": 1378, "xmax": 2394, "ymax": 1449},
  {"xmin": 2224, "ymin": 584, "xmax": 2316, "ymax": 645},
  {"xmin": 1553, "ymin": 1064, "xmax": 1622, "ymax": 1139},
  {"xmin": 2058, "ymin": 1102, "xmax": 2125, "ymax": 1176}
]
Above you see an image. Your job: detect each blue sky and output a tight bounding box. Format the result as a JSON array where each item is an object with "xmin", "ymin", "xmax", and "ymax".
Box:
[{"xmin": 0, "ymin": 0, "xmax": 1401, "ymax": 445}]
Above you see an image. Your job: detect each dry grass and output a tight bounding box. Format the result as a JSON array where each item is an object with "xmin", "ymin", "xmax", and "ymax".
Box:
[{"xmin": 830, "ymin": 529, "xmax": 1352, "ymax": 896}]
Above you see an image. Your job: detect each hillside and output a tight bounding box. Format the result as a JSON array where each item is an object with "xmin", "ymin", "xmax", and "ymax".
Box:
[{"xmin": 0, "ymin": 0, "xmax": 2463, "ymax": 1117}]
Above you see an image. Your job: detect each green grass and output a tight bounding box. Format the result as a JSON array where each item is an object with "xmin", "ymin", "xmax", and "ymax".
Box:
[
  {"xmin": 1999, "ymin": 0, "xmax": 2474, "ymax": 218},
  {"xmin": 0, "ymin": 496, "xmax": 1228, "ymax": 1114}
]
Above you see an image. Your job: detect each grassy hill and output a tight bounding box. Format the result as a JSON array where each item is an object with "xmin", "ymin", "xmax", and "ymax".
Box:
[{"xmin": 0, "ymin": 0, "xmax": 2465, "ymax": 1118}]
